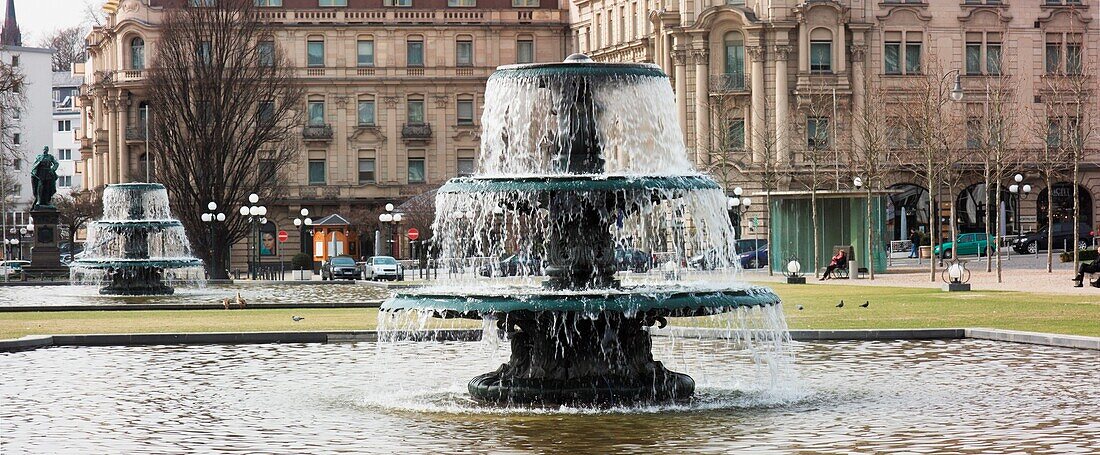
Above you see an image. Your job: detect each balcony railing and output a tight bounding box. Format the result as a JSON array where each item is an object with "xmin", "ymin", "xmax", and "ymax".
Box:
[
  {"xmin": 303, "ymin": 124, "xmax": 333, "ymax": 140},
  {"xmin": 402, "ymin": 123, "xmax": 432, "ymax": 139},
  {"xmin": 297, "ymin": 66, "xmax": 493, "ymax": 79},
  {"xmin": 125, "ymin": 126, "xmax": 147, "ymax": 141},
  {"xmin": 710, "ymin": 73, "xmax": 749, "ymax": 92},
  {"xmin": 252, "ymin": 9, "xmax": 562, "ymax": 25}
]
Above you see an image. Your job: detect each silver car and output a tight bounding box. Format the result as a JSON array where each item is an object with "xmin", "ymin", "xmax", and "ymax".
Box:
[{"xmin": 362, "ymin": 256, "xmax": 401, "ymax": 281}]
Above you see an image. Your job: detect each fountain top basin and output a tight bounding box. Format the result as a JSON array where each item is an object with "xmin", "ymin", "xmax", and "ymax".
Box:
[{"xmin": 438, "ymin": 175, "xmax": 720, "ymax": 194}]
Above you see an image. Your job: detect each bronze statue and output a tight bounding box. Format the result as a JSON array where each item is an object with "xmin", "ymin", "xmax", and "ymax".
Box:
[{"xmin": 31, "ymin": 146, "xmax": 59, "ymax": 208}]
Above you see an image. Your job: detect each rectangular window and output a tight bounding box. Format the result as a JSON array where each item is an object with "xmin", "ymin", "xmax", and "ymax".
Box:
[
  {"xmin": 517, "ymin": 40, "xmax": 535, "ymax": 64},
  {"xmin": 357, "ymin": 40, "xmax": 375, "ymax": 67},
  {"xmin": 12, "ymin": 133, "xmax": 19, "ymax": 145},
  {"xmin": 1066, "ymin": 43, "xmax": 1082, "ymax": 75},
  {"xmin": 986, "ymin": 43, "xmax": 1001, "ymax": 76},
  {"xmin": 456, "ymin": 40, "xmax": 473, "ymax": 66},
  {"xmin": 255, "ymin": 0, "xmax": 282, "ymax": 6},
  {"xmin": 407, "ymin": 40, "xmax": 424, "ymax": 67},
  {"xmin": 407, "ymin": 158, "xmax": 425, "ymax": 183},
  {"xmin": 407, "ymin": 99, "xmax": 425, "ymax": 124},
  {"xmin": 809, "ymin": 41, "xmax": 831, "ymax": 73},
  {"xmin": 258, "ymin": 41, "xmax": 275, "ymax": 67},
  {"xmin": 449, "ymin": 0, "xmax": 476, "ymax": 5},
  {"xmin": 358, "ymin": 100, "xmax": 376, "ymax": 126},
  {"xmin": 308, "ymin": 101, "xmax": 325, "ymax": 126},
  {"xmin": 307, "ymin": 40, "xmax": 325, "ymax": 67},
  {"xmin": 807, "ymin": 117, "xmax": 829, "ymax": 149},
  {"xmin": 385, "ymin": 0, "xmax": 412, "ymax": 5},
  {"xmin": 308, "ymin": 159, "xmax": 326, "ymax": 184},
  {"xmin": 457, "ymin": 157, "xmax": 475, "ymax": 176},
  {"xmin": 967, "ymin": 118, "xmax": 982, "ymax": 149},
  {"xmin": 512, "ymin": 0, "xmax": 539, "ymax": 5},
  {"xmin": 10, "ymin": 55, "xmax": 17, "ymax": 67},
  {"xmin": 57, "ymin": 120, "xmax": 71, "ymax": 132},
  {"xmin": 319, "ymin": 0, "xmax": 348, "ymax": 6},
  {"xmin": 358, "ymin": 158, "xmax": 376, "ymax": 183},
  {"xmin": 259, "ymin": 159, "xmax": 276, "ymax": 186},
  {"xmin": 58, "ymin": 149, "xmax": 72, "ymax": 160},
  {"xmin": 1047, "ymin": 119, "xmax": 1062, "ymax": 148},
  {"xmin": 966, "ymin": 43, "xmax": 982, "ymax": 75},
  {"xmin": 12, "ymin": 158, "xmax": 20, "ymax": 170},
  {"xmin": 905, "ymin": 41, "xmax": 921, "ymax": 74},
  {"xmin": 1045, "ymin": 42, "xmax": 1061, "ymax": 75},
  {"xmin": 59, "ymin": 176, "xmax": 72, "ymax": 187},
  {"xmin": 727, "ymin": 119, "xmax": 745, "ymax": 150},
  {"xmin": 884, "ymin": 42, "xmax": 901, "ymax": 75},
  {"xmin": 258, "ymin": 101, "xmax": 275, "ymax": 127},
  {"xmin": 457, "ymin": 99, "xmax": 474, "ymax": 125},
  {"xmin": 198, "ymin": 41, "xmax": 212, "ymax": 65}
]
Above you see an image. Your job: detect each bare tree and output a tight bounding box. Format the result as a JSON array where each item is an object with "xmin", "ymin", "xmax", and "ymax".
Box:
[
  {"xmin": 795, "ymin": 83, "xmax": 842, "ymax": 277},
  {"xmin": 850, "ymin": 73, "xmax": 891, "ymax": 280},
  {"xmin": 55, "ymin": 190, "xmax": 102, "ymax": 252},
  {"xmin": 1029, "ymin": 93, "xmax": 1069, "ymax": 272},
  {"xmin": 892, "ymin": 56, "xmax": 966, "ymax": 281},
  {"xmin": 37, "ymin": 27, "xmax": 88, "ymax": 72},
  {"xmin": 146, "ymin": 1, "xmax": 304, "ymax": 279}
]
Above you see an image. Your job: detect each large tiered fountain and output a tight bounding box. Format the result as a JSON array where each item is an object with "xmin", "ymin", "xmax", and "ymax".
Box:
[
  {"xmin": 380, "ymin": 55, "xmax": 783, "ymax": 405},
  {"xmin": 70, "ymin": 183, "xmax": 205, "ymax": 295}
]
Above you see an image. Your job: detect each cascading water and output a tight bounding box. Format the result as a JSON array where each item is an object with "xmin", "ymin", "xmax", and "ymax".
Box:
[
  {"xmin": 69, "ymin": 183, "xmax": 205, "ymax": 295},
  {"xmin": 380, "ymin": 55, "xmax": 791, "ymax": 406}
]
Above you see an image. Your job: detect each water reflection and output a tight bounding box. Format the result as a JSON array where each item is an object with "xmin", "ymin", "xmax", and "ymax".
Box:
[{"xmin": 1, "ymin": 339, "xmax": 1097, "ymax": 453}]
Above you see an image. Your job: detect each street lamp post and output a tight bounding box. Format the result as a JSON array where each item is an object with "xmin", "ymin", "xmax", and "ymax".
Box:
[
  {"xmin": 201, "ymin": 201, "xmax": 226, "ymax": 278},
  {"xmin": 239, "ymin": 193, "xmax": 267, "ymax": 280},
  {"xmin": 378, "ymin": 203, "xmax": 403, "ymax": 258},
  {"xmin": 727, "ymin": 187, "xmax": 755, "ymax": 268},
  {"xmin": 1009, "ymin": 173, "xmax": 1032, "ymax": 235},
  {"xmin": 293, "ymin": 208, "xmax": 314, "ymax": 256}
]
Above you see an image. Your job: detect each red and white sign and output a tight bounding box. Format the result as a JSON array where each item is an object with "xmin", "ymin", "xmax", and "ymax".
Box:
[
  {"xmin": 277, "ymin": 230, "xmax": 289, "ymax": 242},
  {"xmin": 407, "ymin": 228, "xmax": 420, "ymax": 241}
]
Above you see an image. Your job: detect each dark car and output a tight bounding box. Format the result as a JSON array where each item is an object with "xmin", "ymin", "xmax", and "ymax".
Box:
[
  {"xmin": 614, "ymin": 248, "xmax": 652, "ymax": 273},
  {"xmin": 322, "ymin": 256, "xmax": 360, "ymax": 280},
  {"xmin": 690, "ymin": 239, "xmax": 767, "ymax": 270},
  {"xmin": 738, "ymin": 242, "xmax": 768, "ymax": 269},
  {"xmin": 1012, "ymin": 222, "xmax": 1094, "ymax": 254},
  {"xmin": 478, "ymin": 254, "xmax": 542, "ymax": 277}
]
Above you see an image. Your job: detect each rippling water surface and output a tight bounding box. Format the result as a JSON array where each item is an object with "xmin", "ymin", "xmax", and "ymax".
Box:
[
  {"xmin": 2, "ymin": 339, "xmax": 1097, "ymax": 453},
  {"xmin": 0, "ymin": 282, "xmax": 388, "ymax": 307}
]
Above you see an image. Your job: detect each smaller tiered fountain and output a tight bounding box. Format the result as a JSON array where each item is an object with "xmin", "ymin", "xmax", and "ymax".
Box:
[{"xmin": 70, "ymin": 183, "xmax": 204, "ymax": 295}]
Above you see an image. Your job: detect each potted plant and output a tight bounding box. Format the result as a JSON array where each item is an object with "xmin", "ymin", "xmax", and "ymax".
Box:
[{"xmin": 291, "ymin": 253, "xmax": 313, "ymax": 280}]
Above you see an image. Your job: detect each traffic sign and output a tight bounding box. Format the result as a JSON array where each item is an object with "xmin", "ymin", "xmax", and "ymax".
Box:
[
  {"xmin": 407, "ymin": 228, "xmax": 420, "ymax": 241},
  {"xmin": 277, "ymin": 230, "xmax": 289, "ymax": 242}
]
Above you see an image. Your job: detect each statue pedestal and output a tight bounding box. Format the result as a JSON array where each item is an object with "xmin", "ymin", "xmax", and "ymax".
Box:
[{"xmin": 23, "ymin": 207, "xmax": 68, "ymax": 278}]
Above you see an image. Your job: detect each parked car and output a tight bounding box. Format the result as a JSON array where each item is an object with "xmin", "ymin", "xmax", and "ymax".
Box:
[
  {"xmin": 361, "ymin": 256, "xmax": 402, "ymax": 281},
  {"xmin": 614, "ymin": 248, "xmax": 652, "ymax": 273},
  {"xmin": 1012, "ymin": 222, "xmax": 1094, "ymax": 254},
  {"xmin": 322, "ymin": 255, "xmax": 360, "ymax": 281},
  {"xmin": 0, "ymin": 260, "xmax": 30, "ymax": 278},
  {"xmin": 738, "ymin": 242, "xmax": 769, "ymax": 269},
  {"xmin": 477, "ymin": 254, "xmax": 542, "ymax": 277},
  {"xmin": 934, "ymin": 233, "xmax": 996, "ymax": 259}
]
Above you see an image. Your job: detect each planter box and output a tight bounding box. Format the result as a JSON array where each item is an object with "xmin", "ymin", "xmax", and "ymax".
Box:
[
  {"xmin": 291, "ymin": 270, "xmax": 313, "ymax": 281},
  {"xmin": 919, "ymin": 246, "xmax": 932, "ymax": 259}
]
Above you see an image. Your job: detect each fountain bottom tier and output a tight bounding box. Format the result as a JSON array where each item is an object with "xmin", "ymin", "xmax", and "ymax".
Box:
[
  {"xmin": 470, "ymin": 311, "xmax": 693, "ymax": 405},
  {"xmin": 100, "ymin": 266, "xmax": 175, "ymax": 295}
]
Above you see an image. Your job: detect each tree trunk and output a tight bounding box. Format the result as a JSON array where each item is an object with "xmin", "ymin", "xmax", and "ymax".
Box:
[
  {"xmin": 867, "ymin": 185, "xmax": 875, "ymax": 280},
  {"xmin": 928, "ymin": 171, "xmax": 937, "ymax": 282},
  {"xmin": 812, "ymin": 188, "xmax": 819, "ymax": 278},
  {"xmin": 1047, "ymin": 179, "xmax": 1055, "ymax": 273},
  {"xmin": 995, "ymin": 179, "xmax": 1003, "ymax": 283},
  {"xmin": 766, "ymin": 188, "xmax": 773, "ymax": 276},
  {"xmin": 984, "ymin": 163, "xmax": 992, "ymax": 272},
  {"xmin": 1073, "ymin": 161, "xmax": 1080, "ymax": 273}
]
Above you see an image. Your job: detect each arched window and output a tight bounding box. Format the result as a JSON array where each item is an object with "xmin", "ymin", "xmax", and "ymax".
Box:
[
  {"xmin": 809, "ymin": 28, "xmax": 833, "ymax": 73},
  {"xmin": 130, "ymin": 37, "xmax": 145, "ymax": 70},
  {"xmin": 723, "ymin": 31, "xmax": 745, "ymax": 89}
]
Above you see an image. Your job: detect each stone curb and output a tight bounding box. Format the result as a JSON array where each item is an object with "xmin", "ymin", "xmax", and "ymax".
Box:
[
  {"xmin": 2, "ymin": 328, "xmax": 1096, "ymax": 353},
  {"xmin": 0, "ymin": 301, "xmax": 384, "ymax": 312}
]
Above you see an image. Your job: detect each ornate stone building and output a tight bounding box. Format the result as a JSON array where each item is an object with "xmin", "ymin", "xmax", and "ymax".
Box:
[
  {"xmin": 571, "ymin": 0, "xmax": 1099, "ymax": 244},
  {"xmin": 79, "ymin": 0, "xmax": 568, "ymax": 263}
]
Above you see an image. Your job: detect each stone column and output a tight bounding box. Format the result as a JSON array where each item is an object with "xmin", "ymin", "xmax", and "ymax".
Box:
[
  {"xmin": 836, "ymin": 24, "xmax": 847, "ymax": 74},
  {"xmin": 851, "ymin": 44, "xmax": 867, "ymax": 151},
  {"xmin": 106, "ymin": 97, "xmax": 119, "ymax": 185},
  {"xmin": 748, "ymin": 45, "xmax": 766, "ymax": 163},
  {"xmin": 117, "ymin": 104, "xmax": 129, "ymax": 183},
  {"xmin": 775, "ymin": 45, "xmax": 793, "ymax": 163},
  {"xmin": 798, "ymin": 25, "xmax": 809, "ymax": 73},
  {"xmin": 693, "ymin": 48, "xmax": 710, "ymax": 168},
  {"xmin": 672, "ymin": 49, "xmax": 689, "ymax": 144}
]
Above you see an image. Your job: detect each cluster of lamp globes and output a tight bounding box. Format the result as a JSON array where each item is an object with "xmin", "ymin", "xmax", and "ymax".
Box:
[
  {"xmin": 1009, "ymin": 173, "xmax": 1032, "ymax": 196},
  {"xmin": 5, "ymin": 223, "xmax": 31, "ymax": 247},
  {"xmin": 727, "ymin": 186, "xmax": 752, "ymax": 210},
  {"xmin": 380, "ymin": 203, "xmax": 403, "ymax": 224}
]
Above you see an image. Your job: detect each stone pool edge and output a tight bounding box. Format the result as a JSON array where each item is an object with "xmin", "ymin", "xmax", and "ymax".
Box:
[{"xmin": 2, "ymin": 328, "xmax": 1096, "ymax": 353}]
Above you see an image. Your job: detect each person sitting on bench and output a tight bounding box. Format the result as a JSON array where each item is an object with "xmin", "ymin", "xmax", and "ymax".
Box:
[
  {"xmin": 820, "ymin": 248, "xmax": 848, "ymax": 280},
  {"xmin": 1073, "ymin": 261, "xmax": 1100, "ymax": 287}
]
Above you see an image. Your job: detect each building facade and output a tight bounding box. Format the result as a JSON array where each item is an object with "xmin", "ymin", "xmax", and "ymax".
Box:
[
  {"xmin": 53, "ymin": 72, "xmax": 83, "ymax": 195},
  {"xmin": 80, "ymin": 0, "xmax": 568, "ymax": 266},
  {"xmin": 572, "ymin": 0, "xmax": 1099, "ymax": 244}
]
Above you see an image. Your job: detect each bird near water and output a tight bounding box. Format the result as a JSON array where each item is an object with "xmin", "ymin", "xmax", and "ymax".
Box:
[
  {"xmin": 796, "ymin": 305, "xmax": 804, "ymax": 311},
  {"xmin": 836, "ymin": 300, "xmax": 844, "ymax": 308},
  {"xmin": 221, "ymin": 298, "xmax": 230, "ymax": 310},
  {"xmin": 292, "ymin": 316, "xmax": 305, "ymax": 322},
  {"xmin": 235, "ymin": 292, "xmax": 246, "ymax": 309},
  {"xmin": 861, "ymin": 301, "xmax": 870, "ymax": 308}
]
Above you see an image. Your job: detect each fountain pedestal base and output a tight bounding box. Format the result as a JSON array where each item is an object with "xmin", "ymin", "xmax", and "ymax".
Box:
[
  {"xmin": 468, "ymin": 311, "xmax": 694, "ymax": 405},
  {"xmin": 100, "ymin": 266, "xmax": 174, "ymax": 295}
]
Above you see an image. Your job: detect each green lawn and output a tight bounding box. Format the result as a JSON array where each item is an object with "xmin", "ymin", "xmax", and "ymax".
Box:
[{"xmin": 1, "ymin": 283, "xmax": 1097, "ymax": 340}]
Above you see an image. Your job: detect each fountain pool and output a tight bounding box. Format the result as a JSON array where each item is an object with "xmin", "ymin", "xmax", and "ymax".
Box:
[
  {"xmin": 1, "ymin": 339, "xmax": 1096, "ymax": 453},
  {"xmin": 0, "ymin": 282, "xmax": 389, "ymax": 307}
]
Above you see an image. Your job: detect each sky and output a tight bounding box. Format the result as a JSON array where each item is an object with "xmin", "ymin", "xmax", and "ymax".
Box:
[{"xmin": 11, "ymin": 0, "xmax": 90, "ymax": 45}]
